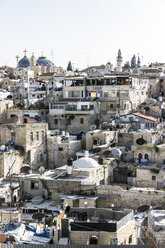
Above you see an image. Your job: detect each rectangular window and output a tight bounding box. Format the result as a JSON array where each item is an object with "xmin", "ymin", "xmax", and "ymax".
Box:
[
  {"xmin": 80, "ymin": 118, "xmax": 84, "ymax": 124},
  {"xmin": 11, "ymin": 132, "xmax": 15, "ymax": 141},
  {"xmin": 68, "ymin": 91, "xmax": 80, "ymax": 98},
  {"xmin": 36, "ymin": 131, "xmax": 39, "ymax": 141},
  {"xmin": 81, "ymin": 105, "xmax": 88, "ymax": 111},
  {"xmin": 90, "ymin": 105, "xmax": 94, "ymax": 110},
  {"xmin": 31, "ymin": 182, "xmax": 39, "ymax": 190},
  {"xmin": 58, "ymin": 147, "xmax": 63, "ymax": 151},
  {"xmin": 110, "ymin": 104, "xmax": 113, "ymax": 108},
  {"xmin": 54, "ymin": 119, "xmax": 58, "ymax": 125},
  {"xmin": 129, "ymin": 235, "xmax": 132, "ymax": 244},
  {"xmin": 152, "ymin": 176, "xmax": 156, "ymax": 180},
  {"xmin": 30, "ymin": 132, "xmax": 33, "ymax": 142}
]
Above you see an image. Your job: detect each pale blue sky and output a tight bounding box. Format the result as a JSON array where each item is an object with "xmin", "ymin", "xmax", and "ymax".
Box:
[{"xmin": 0, "ymin": 0, "xmax": 165, "ymax": 69}]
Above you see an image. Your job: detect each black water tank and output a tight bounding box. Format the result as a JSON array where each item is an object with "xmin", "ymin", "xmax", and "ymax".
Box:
[
  {"xmin": 98, "ymin": 157, "xmax": 103, "ymax": 165},
  {"xmin": 67, "ymin": 158, "xmax": 73, "ymax": 166}
]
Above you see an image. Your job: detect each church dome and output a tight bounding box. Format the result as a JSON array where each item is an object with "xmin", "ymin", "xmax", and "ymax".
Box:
[
  {"xmin": 17, "ymin": 56, "xmax": 30, "ymax": 68},
  {"xmin": 36, "ymin": 56, "xmax": 54, "ymax": 67},
  {"xmin": 73, "ymin": 157, "xmax": 100, "ymax": 169}
]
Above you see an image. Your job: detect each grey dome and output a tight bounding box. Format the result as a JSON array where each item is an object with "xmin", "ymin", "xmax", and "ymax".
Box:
[
  {"xmin": 37, "ymin": 56, "xmax": 54, "ymax": 67},
  {"xmin": 17, "ymin": 56, "xmax": 30, "ymax": 68}
]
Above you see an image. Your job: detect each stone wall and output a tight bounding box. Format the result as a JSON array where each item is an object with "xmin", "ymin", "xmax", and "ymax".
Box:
[
  {"xmin": 96, "ymin": 185, "xmax": 165, "ymax": 209},
  {"xmin": 1, "ymin": 151, "xmax": 23, "ymax": 178}
]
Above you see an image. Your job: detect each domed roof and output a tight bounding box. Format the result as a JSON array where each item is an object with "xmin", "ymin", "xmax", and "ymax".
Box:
[
  {"xmin": 17, "ymin": 56, "xmax": 30, "ymax": 68},
  {"xmin": 73, "ymin": 157, "xmax": 100, "ymax": 169},
  {"xmin": 36, "ymin": 56, "xmax": 54, "ymax": 67}
]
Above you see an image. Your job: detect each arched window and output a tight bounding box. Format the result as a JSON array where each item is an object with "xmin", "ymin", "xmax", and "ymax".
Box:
[
  {"xmin": 89, "ymin": 236, "xmax": 98, "ymax": 244},
  {"xmin": 144, "ymin": 154, "xmax": 149, "ymax": 160},
  {"xmin": 138, "ymin": 153, "xmax": 143, "ymax": 160}
]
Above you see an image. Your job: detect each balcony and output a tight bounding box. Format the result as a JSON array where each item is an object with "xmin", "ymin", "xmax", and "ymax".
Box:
[{"xmin": 65, "ymin": 106, "xmax": 91, "ymax": 115}]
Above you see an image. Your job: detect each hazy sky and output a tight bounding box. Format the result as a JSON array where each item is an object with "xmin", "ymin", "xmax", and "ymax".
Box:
[{"xmin": 0, "ymin": 0, "xmax": 165, "ymax": 69}]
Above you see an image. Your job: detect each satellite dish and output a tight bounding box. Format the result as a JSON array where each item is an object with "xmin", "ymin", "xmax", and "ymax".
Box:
[
  {"xmin": 32, "ymin": 213, "xmax": 45, "ymax": 221},
  {"xmin": 38, "ymin": 166, "xmax": 45, "ymax": 174},
  {"xmin": 90, "ymin": 125, "xmax": 96, "ymax": 131},
  {"xmin": 136, "ymin": 138, "xmax": 146, "ymax": 145},
  {"xmin": 20, "ymin": 164, "xmax": 31, "ymax": 174},
  {"xmin": 137, "ymin": 205, "xmax": 150, "ymax": 212},
  {"xmin": 103, "ymin": 150, "xmax": 111, "ymax": 157},
  {"xmin": 0, "ymin": 145, "xmax": 5, "ymax": 151},
  {"xmin": 154, "ymin": 206, "xmax": 162, "ymax": 210},
  {"xmin": 90, "ymin": 147, "xmax": 102, "ymax": 154}
]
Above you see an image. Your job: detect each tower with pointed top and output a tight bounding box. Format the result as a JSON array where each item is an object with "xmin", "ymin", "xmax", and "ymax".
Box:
[{"xmin": 116, "ymin": 49, "xmax": 123, "ymax": 72}]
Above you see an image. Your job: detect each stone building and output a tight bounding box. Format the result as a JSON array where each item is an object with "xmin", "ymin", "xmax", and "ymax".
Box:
[
  {"xmin": 85, "ymin": 129, "xmax": 116, "ymax": 150},
  {"xmin": 0, "ymin": 99, "xmax": 14, "ymax": 122},
  {"xmin": 132, "ymin": 143, "xmax": 165, "ymax": 165},
  {"xmin": 146, "ymin": 210, "xmax": 165, "ymax": 248},
  {"xmin": 119, "ymin": 112, "xmax": 159, "ymax": 130},
  {"xmin": 136, "ymin": 164, "xmax": 165, "ymax": 189},
  {"xmin": 0, "ymin": 115, "xmax": 48, "ymax": 171},
  {"xmin": 48, "ymin": 100, "xmax": 99, "ymax": 132},
  {"xmin": 61, "ymin": 73, "xmax": 148, "ymax": 122},
  {"xmin": 0, "ymin": 150, "xmax": 23, "ymax": 178},
  {"xmin": 67, "ymin": 208, "xmax": 136, "ymax": 245},
  {"xmin": 47, "ymin": 131, "xmax": 81, "ymax": 168},
  {"xmin": 16, "ymin": 156, "xmax": 109, "ymax": 199},
  {"xmin": 14, "ymin": 50, "xmax": 65, "ymax": 79}
]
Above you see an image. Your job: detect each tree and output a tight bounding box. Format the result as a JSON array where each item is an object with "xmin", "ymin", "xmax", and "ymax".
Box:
[
  {"xmin": 137, "ymin": 56, "xmax": 141, "ymax": 68},
  {"xmin": 67, "ymin": 61, "xmax": 73, "ymax": 71},
  {"xmin": 123, "ymin": 61, "xmax": 130, "ymax": 69},
  {"xmin": 131, "ymin": 55, "xmax": 137, "ymax": 68}
]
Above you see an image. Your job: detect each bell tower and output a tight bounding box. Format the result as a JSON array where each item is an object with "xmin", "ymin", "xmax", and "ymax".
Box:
[{"xmin": 30, "ymin": 53, "xmax": 36, "ymax": 66}]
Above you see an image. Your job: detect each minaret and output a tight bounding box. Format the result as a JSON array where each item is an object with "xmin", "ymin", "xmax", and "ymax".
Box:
[{"xmin": 116, "ymin": 49, "xmax": 123, "ymax": 72}]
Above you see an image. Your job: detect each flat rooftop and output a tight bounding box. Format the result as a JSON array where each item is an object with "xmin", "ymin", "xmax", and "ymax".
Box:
[{"xmin": 149, "ymin": 210, "xmax": 165, "ymax": 231}]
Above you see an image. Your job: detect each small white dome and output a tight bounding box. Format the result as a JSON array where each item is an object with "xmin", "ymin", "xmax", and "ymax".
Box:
[{"xmin": 73, "ymin": 157, "xmax": 100, "ymax": 169}]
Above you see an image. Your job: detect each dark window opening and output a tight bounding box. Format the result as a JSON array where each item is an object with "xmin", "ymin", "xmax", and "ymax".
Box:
[
  {"xmin": 31, "ymin": 182, "xmax": 39, "ymax": 190},
  {"xmin": 58, "ymin": 147, "xmax": 63, "ymax": 151},
  {"xmin": 80, "ymin": 118, "xmax": 84, "ymax": 124}
]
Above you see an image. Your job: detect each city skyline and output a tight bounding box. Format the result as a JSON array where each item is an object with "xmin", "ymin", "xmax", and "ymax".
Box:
[{"xmin": 0, "ymin": 0, "xmax": 165, "ymax": 69}]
